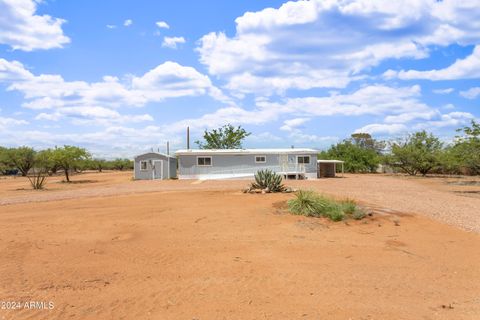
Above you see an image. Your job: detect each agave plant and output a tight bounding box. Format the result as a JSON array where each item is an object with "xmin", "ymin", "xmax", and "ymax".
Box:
[{"xmin": 251, "ymin": 169, "xmax": 286, "ymax": 192}]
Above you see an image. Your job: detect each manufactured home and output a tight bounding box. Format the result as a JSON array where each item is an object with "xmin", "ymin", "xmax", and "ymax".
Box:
[
  {"xmin": 175, "ymin": 149, "xmax": 319, "ymax": 180},
  {"xmin": 133, "ymin": 152, "xmax": 177, "ymax": 180}
]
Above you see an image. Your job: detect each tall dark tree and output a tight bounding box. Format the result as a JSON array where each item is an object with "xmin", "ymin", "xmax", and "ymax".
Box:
[
  {"xmin": 349, "ymin": 133, "xmax": 385, "ymax": 152},
  {"xmin": 195, "ymin": 124, "xmax": 251, "ymax": 149}
]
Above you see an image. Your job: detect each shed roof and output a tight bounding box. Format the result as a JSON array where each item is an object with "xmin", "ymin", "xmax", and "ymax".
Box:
[
  {"xmin": 175, "ymin": 148, "xmax": 319, "ymax": 156},
  {"xmin": 134, "ymin": 152, "xmax": 175, "ymax": 160},
  {"xmin": 317, "ymin": 159, "xmax": 344, "ymax": 163}
]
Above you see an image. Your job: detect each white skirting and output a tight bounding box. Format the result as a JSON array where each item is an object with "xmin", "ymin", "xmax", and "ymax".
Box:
[
  {"xmin": 179, "ymin": 172, "xmax": 318, "ymax": 180},
  {"xmin": 178, "ymin": 173, "xmax": 254, "ymax": 180}
]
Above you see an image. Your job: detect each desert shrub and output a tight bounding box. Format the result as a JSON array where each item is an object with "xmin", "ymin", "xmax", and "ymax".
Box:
[
  {"xmin": 352, "ymin": 209, "xmax": 367, "ymax": 220},
  {"xmin": 341, "ymin": 199, "xmax": 357, "ymax": 215},
  {"xmin": 251, "ymin": 169, "xmax": 286, "ymax": 192},
  {"xmin": 26, "ymin": 150, "xmax": 52, "ymax": 190},
  {"xmin": 288, "ymin": 190, "xmax": 367, "ymax": 221}
]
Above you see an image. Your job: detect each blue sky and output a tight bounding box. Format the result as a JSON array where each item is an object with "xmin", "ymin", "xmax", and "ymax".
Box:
[{"xmin": 0, "ymin": 0, "xmax": 479, "ymax": 158}]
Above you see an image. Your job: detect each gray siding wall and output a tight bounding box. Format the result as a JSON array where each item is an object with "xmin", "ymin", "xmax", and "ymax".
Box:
[
  {"xmin": 134, "ymin": 153, "xmax": 177, "ymax": 180},
  {"xmin": 178, "ymin": 153, "xmax": 317, "ymax": 176}
]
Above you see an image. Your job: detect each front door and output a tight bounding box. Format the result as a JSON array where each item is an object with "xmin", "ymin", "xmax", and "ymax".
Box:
[
  {"xmin": 279, "ymin": 154, "xmax": 288, "ymax": 172},
  {"xmin": 153, "ymin": 160, "xmax": 163, "ymax": 179}
]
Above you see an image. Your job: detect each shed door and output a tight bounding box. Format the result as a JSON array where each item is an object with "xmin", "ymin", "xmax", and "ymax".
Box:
[{"xmin": 153, "ymin": 160, "xmax": 163, "ymax": 179}]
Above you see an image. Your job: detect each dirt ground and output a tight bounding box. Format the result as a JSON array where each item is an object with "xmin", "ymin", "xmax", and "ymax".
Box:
[{"xmin": 1, "ymin": 172, "xmax": 480, "ymax": 319}]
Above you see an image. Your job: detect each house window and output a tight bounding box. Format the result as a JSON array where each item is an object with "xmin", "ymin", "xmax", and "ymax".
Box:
[
  {"xmin": 197, "ymin": 156, "xmax": 212, "ymax": 166},
  {"xmin": 297, "ymin": 156, "xmax": 310, "ymax": 164},
  {"xmin": 255, "ymin": 155, "xmax": 266, "ymax": 163},
  {"xmin": 140, "ymin": 161, "xmax": 148, "ymax": 170}
]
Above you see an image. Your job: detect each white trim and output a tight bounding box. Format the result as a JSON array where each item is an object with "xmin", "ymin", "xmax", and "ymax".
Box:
[
  {"xmin": 140, "ymin": 160, "xmax": 148, "ymax": 171},
  {"xmin": 254, "ymin": 155, "xmax": 266, "ymax": 163},
  {"xmin": 296, "ymin": 155, "xmax": 311, "ymax": 164},
  {"xmin": 196, "ymin": 156, "xmax": 212, "ymax": 166}
]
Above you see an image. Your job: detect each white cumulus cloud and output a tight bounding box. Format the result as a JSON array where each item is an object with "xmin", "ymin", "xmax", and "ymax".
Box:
[
  {"xmin": 0, "ymin": 58, "xmax": 230, "ymax": 124},
  {"xmin": 460, "ymin": 87, "xmax": 480, "ymax": 99},
  {"xmin": 0, "ymin": 0, "xmax": 70, "ymax": 51},
  {"xmin": 156, "ymin": 21, "xmax": 169, "ymax": 29},
  {"xmin": 385, "ymin": 45, "xmax": 480, "ymax": 80},
  {"xmin": 433, "ymin": 88, "xmax": 454, "ymax": 94},
  {"xmin": 280, "ymin": 118, "xmax": 310, "ymax": 131},
  {"xmin": 355, "ymin": 123, "xmax": 408, "ymax": 135},
  {"xmin": 162, "ymin": 36, "xmax": 185, "ymax": 49},
  {"xmin": 197, "ymin": 0, "xmax": 480, "ymax": 96}
]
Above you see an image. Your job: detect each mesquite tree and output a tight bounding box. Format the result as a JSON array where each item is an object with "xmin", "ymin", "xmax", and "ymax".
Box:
[{"xmin": 195, "ymin": 124, "xmax": 251, "ymax": 149}]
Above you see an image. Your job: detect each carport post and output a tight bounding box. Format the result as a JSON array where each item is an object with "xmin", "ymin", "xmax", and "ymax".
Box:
[{"xmin": 342, "ymin": 162, "xmax": 344, "ymax": 177}]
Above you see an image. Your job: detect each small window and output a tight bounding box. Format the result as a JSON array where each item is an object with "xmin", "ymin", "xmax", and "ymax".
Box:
[
  {"xmin": 297, "ymin": 156, "xmax": 310, "ymax": 164},
  {"xmin": 197, "ymin": 156, "xmax": 212, "ymax": 166},
  {"xmin": 255, "ymin": 155, "xmax": 266, "ymax": 163},
  {"xmin": 140, "ymin": 161, "xmax": 148, "ymax": 170}
]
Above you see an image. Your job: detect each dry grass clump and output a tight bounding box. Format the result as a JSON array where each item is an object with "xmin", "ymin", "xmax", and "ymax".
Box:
[{"xmin": 288, "ymin": 190, "xmax": 367, "ymax": 221}]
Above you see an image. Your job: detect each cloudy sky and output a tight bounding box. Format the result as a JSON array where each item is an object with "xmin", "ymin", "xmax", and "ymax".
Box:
[{"xmin": 0, "ymin": 0, "xmax": 479, "ymax": 158}]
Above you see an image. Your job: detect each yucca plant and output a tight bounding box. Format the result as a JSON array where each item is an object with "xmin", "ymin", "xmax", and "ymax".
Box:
[
  {"xmin": 287, "ymin": 190, "xmax": 322, "ymax": 216},
  {"xmin": 251, "ymin": 169, "xmax": 286, "ymax": 192}
]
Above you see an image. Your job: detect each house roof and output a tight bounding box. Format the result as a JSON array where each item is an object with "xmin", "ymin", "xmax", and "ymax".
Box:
[{"xmin": 175, "ymin": 148, "xmax": 319, "ymax": 156}]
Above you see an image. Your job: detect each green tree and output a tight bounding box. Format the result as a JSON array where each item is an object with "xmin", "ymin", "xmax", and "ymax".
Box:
[
  {"xmin": 449, "ymin": 120, "xmax": 480, "ymax": 175},
  {"xmin": 6, "ymin": 146, "xmax": 36, "ymax": 176},
  {"xmin": 50, "ymin": 146, "xmax": 91, "ymax": 182},
  {"xmin": 0, "ymin": 147, "xmax": 10, "ymax": 174},
  {"xmin": 92, "ymin": 158, "xmax": 107, "ymax": 172},
  {"xmin": 195, "ymin": 124, "xmax": 251, "ymax": 149},
  {"xmin": 111, "ymin": 158, "xmax": 132, "ymax": 171},
  {"xmin": 388, "ymin": 131, "xmax": 443, "ymax": 176},
  {"xmin": 319, "ymin": 133, "xmax": 383, "ymax": 173}
]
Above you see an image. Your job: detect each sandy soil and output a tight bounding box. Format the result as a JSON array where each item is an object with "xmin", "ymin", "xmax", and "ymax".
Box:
[
  {"xmin": 1, "ymin": 173, "xmax": 480, "ymax": 319},
  {"xmin": 2, "ymin": 171, "xmax": 480, "ymax": 232}
]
